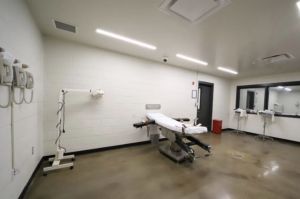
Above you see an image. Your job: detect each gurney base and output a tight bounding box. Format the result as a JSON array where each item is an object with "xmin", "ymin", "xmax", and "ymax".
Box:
[{"xmin": 159, "ymin": 145, "xmax": 187, "ymax": 163}]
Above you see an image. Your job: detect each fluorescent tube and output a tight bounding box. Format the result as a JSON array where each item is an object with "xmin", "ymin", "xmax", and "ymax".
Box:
[{"xmin": 96, "ymin": 28, "xmax": 157, "ymax": 50}]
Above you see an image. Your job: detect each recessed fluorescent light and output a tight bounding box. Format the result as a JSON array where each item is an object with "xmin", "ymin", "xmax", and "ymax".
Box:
[
  {"xmin": 95, "ymin": 28, "xmax": 157, "ymax": 50},
  {"xmin": 284, "ymin": 87, "xmax": 292, "ymax": 92},
  {"xmin": 277, "ymin": 86, "xmax": 284, "ymax": 89},
  {"xmin": 217, "ymin": 67, "xmax": 238, "ymax": 75},
  {"xmin": 176, "ymin": 54, "xmax": 208, "ymax": 66},
  {"xmin": 297, "ymin": 1, "xmax": 300, "ymax": 10}
]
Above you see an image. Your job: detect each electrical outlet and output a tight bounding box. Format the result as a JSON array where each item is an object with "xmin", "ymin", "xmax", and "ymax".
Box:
[{"xmin": 32, "ymin": 146, "xmax": 35, "ymax": 155}]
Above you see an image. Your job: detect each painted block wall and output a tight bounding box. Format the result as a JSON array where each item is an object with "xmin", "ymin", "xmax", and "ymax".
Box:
[
  {"xmin": 229, "ymin": 72, "xmax": 300, "ymax": 142},
  {"xmin": 43, "ymin": 36, "xmax": 231, "ymax": 155},
  {"xmin": 0, "ymin": 0, "xmax": 44, "ymax": 198}
]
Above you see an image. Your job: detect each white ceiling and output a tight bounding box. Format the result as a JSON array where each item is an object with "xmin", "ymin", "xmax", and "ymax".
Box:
[{"xmin": 26, "ymin": 0, "xmax": 300, "ymax": 79}]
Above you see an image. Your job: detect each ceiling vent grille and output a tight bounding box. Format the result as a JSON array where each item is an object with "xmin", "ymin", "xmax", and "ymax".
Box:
[
  {"xmin": 54, "ymin": 20, "xmax": 76, "ymax": 33},
  {"xmin": 159, "ymin": 0, "xmax": 231, "ymax": 23},
  {"xmin": 261, "ymin": 53, "xmax": 295, "ymax": 64}
]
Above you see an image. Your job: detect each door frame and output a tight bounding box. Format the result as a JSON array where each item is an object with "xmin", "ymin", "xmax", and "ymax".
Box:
[{"xmin": 197, "ymin": 81, "xmax": 214, "ymax": 131}]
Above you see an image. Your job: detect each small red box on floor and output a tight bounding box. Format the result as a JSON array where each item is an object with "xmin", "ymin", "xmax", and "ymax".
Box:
[{"xmin": 212, "ymin": 120, "xmax": 222, "ymax": 134}]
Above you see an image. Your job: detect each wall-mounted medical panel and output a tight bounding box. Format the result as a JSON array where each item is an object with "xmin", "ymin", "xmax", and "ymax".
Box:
[{"xmin": 0, "ymin": 47, "xmax": 35, "ymax": 107}]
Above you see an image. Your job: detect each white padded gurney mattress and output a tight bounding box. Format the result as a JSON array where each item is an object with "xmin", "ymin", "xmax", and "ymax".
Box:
[{"xmin": 146, "ymin": 113, "xmax": 207, "ymax": 135}]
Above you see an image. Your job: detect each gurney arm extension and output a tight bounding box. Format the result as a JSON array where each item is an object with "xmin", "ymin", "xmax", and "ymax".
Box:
[
  {"xmin": 185, "ymin": 135, "xmax": 211, "ymax": 153},
  {"xmin": 175, "ymin": 136, "xmax": 193, "ymax": 154}
]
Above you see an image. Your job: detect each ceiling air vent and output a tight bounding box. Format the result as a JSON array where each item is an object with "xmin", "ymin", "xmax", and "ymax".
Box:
[
  {"xmin": 159, "ymin": 0, "xmax": 231, "ymax": 23},
  {"xmin": 261, "ymin": 53, "xmax": 295, "ymax": 64},
  {"xmin": 54, "ymin": 20, "xmax": 76, "ymax": 33}
]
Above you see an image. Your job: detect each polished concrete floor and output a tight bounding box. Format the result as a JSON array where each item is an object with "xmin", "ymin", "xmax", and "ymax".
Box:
[{"xmin": 24, "ymin": 132, "xmax": 300, "ymax": 199}]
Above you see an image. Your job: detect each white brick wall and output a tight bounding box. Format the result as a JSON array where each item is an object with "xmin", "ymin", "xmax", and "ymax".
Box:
[
  {"xmin": 43, "ymin": 37, "xmax": 231, "ymax": 155},
  {"xmin": 0, "ymin": 0, "xmax": 44, "ymax": 198}
]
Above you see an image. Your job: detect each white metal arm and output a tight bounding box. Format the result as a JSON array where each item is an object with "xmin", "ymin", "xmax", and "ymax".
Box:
[{"xmin": 43, "ymin": 88, "xmax": 104, "ymax": 175}]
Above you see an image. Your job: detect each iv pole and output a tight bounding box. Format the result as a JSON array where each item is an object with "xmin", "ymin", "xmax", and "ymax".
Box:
[{"xmin": 255, "ymin": 111, "xmax": 274, "ymax": 141}]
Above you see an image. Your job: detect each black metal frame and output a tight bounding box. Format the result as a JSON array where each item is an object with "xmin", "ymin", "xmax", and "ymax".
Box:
[
  {"xmin": 174, "ymin": 134, "xmax": 211, "ymax": 162},
  {"xmin": 198, "ymin": 81, "xmax": 214, "ymax": 130},
  {"xmin": 235, "ymin": 81, "xmax": 300, "ymax": 118}
]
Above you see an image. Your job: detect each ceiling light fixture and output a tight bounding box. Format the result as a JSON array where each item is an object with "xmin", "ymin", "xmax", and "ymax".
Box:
[
  {"xmin": 277, "ymin": 86, "xmax": 292, "ymax": 91},
  {"xmin": 277, "ymin": 86, "xmax": 284, "ymax": 89},
  {"xmin": 176, "ymin": 54, "xmax": 208, "ymax": 66},
  {"xmin": 284, "ymin": 87, "xmax": 292, "ymax": 92},
  {"xmin": 297, "ymin": 1, "xmax": 300, "ymax": 10},
  {"xmin": 217, "ymin": 67, "xmax": 238, "ymax": 75},
  {"xmin": 95, "ymin": 28, "xmax": 157, "ymax": 50}
]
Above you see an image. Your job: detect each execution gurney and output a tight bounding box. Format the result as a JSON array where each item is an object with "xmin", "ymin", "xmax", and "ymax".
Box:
[{"xmin": 134, "ymin": 113, "xmax": 211, "ymax": 163}]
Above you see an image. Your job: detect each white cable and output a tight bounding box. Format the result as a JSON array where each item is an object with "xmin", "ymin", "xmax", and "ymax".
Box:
[
  {"xmin": 0, "ymin": 85, "xmax": 11, "ymax": 108},
  {"xmin": 55, "ymin": 90, "xmax": 67, "ymax": 152},
  {"xmin": 12, "ymin": 87, "xmax": 24, "ymax": 104},
  {"xmin": 23, "ymin": 89, "xmax": 33, "ymax": 104}
]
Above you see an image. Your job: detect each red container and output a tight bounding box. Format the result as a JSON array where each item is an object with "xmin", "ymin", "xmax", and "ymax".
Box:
[{"xmin": 212, "ymin": 120, "xmax": 222, "ymax": 134}]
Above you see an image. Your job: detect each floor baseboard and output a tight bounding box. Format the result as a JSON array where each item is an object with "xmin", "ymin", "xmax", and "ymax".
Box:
[
  {"xmin": 43, "ymin": 138, "xmax": 168, "ymax": 160},
  {"xmin": 222, "ymin": 128, "xmax": 234, "ymax": 131}
]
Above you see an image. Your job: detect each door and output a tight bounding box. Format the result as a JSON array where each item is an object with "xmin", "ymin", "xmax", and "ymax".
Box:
[
  {"xmin": 246, "ymin": 91, "xmax": 255, "ymax": 110},
  {"xmin": 197, "ymin": 81, "xmax": 214, "ymax": 131}
]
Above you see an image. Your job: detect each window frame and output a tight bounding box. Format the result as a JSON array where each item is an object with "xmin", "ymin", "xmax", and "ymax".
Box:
[{"xmin": 235, "ymin": 81, "xmax": 300, "ymax": 118}]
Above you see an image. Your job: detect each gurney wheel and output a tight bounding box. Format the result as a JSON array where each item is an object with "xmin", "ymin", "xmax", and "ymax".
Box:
[
  {"xmin": 187, "ymin": 149, "xmax": 195, "ymax": 162},
  {"xmin": 43, "ymin": 173, "xmax": 48, "ymax": 176},
  {"xmin": 70, "ymin": 166, "xmax": 74, "ymax": 170}
]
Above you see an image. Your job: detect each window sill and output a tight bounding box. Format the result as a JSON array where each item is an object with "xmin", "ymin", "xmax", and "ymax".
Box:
[
  {"xmin": 241, "ymin": 112, "xmax": 300, "ymax": 118},
  {"xmin": 274, "ymin": 114, "xmax": 300, "ymax": 119}
]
